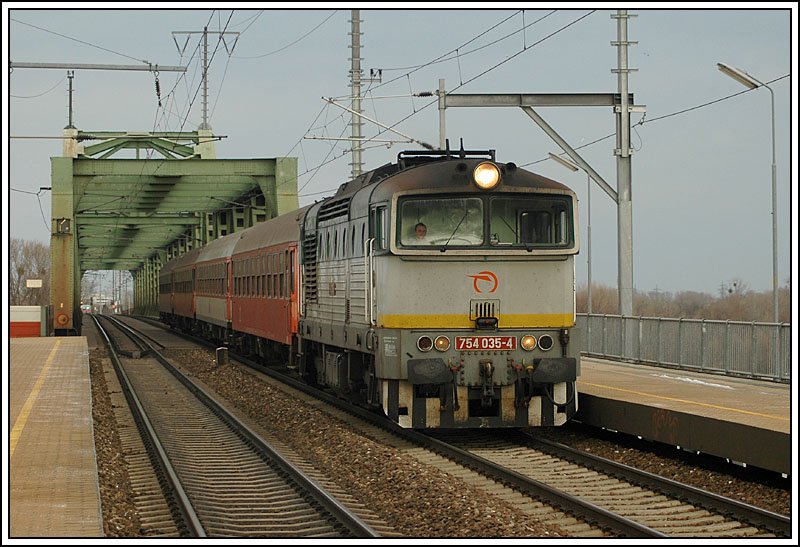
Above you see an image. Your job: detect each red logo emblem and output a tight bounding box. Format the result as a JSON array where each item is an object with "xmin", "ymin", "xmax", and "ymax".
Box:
[{"xmin": 468, "ymin": 271, "xmax": 498, "ymax": 293}]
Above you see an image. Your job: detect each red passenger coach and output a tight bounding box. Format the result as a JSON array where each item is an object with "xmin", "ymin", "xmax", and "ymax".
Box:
[
  {"xmin": 159, "ymin": 247, "xmax": 201, "ymax": 325},
  {"xmin": 194, "ymin": 232, "xmax": 243, "ymax": 342},
  {"xmin": 229, "ymin": 209, "xmax": 305, "ymax": 360}
]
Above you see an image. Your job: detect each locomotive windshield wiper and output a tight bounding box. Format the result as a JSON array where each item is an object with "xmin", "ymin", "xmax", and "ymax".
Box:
[
  {"xmin": 443, "ymin": 210, "xmax": 469, "ymax": 247},
  {"xmin": 499, "ymin": 215, "xmax": 520, "ymax": 243}
]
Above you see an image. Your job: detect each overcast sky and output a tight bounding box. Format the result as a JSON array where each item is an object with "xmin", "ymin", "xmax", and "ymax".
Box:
[{"xmin": 4, "ymin": 4, "xmax": 796, "ymax": 297}]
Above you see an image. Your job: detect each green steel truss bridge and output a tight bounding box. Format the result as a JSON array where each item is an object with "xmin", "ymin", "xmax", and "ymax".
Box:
[{"xmin": 50, "ymin": 128, "xmax": 298, "ymax": 335}]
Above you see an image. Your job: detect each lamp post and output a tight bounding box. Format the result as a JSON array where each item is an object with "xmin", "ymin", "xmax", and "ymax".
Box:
[
  {"xmin": 549, "ymin": 153, "xmax": 592, "ymax": 313},
  {"xmin": 717, "ymin": 62, "xmax": 778, "ymax": 323}
]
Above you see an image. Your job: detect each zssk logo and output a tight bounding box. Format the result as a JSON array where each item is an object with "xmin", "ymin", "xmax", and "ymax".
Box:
[{"xmin": 468, "ymin": 270, "xmax": 498, "ymax": 293}]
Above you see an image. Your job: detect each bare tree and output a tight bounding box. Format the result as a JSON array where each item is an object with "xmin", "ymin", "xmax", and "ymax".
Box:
[
  {"xmin": 9, "ymin": 238, "xmax": 50, "ymax": 306},
  {"xmin": 578, "ymin": 279, "xmax": 789, "ymax": 322},
  {"xmin": 81, "ymin": 271, "xmax": 101, "ymax": 309}
]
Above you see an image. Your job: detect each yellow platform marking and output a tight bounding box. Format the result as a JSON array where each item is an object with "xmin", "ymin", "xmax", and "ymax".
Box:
[
  {"xmin": 581, "ymin": 381, "xmax": 789, "ymax": 422},
  {"xmin": 10, "ymin": 339, "xmax": 62, "ymax": 459}
]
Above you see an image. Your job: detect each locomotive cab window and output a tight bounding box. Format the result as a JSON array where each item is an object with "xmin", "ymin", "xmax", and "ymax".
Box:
[
  {"xmin": 398, "ymin": 197, "xmax": 484, "ymax": 247},
  {"xmin": 490, "ymin": 195, "xmax": 573, "ymax": 248}
]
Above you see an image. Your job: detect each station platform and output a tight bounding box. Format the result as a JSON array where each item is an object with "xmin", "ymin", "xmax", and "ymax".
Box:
[
  {"xmin": 5, "ymin": 331, "xmax": 791, "ymax": 540},
  {"xmin": 8, "ymin": 336, "xmax": 103, "ymax": 538},
  {"xmin": 576, "ymin": 357, "xmax": 792, "ymax": 475}
]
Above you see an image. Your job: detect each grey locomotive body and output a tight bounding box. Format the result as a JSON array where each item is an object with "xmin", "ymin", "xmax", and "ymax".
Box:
[{"xmin": 298, "ymin": 148, "xmax": 580, "ymax": 428}]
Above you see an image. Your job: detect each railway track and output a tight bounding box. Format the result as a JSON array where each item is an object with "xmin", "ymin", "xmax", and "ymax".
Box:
[
  {"xmin": 427, "ymin": 430, "xmax": 790, "ymax": 538},
  {"xmin": 120, "ymin": 316, "xmax": 790, "ymax": 538},
  {"xmin": 93, "ymin": 315, "xmax": 381, "ymax": 538}
]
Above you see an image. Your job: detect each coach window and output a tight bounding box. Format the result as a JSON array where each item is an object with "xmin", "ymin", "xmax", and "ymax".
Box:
[
  {"xmin": 271, "ymin": 253, "xmax": 277, "ymax": 297},
  {"xmin": 255, "ymin": 256, "xmax": 259, "ymax": 297},
  {"xmin": 289, "ymin": 250, "xmax": 295, "ymax": 294},
  {"xmin": 279, "ymin": 252, "xmax": 286, "ymax": 298},
  {"xmin": 361, "ymin": 224, "xmax": 365, "ymax": 255},
  {"xmin": 261, "ymin": 254, "xmax": 266, "ymax": 297},
  {"xmin": 251, "ymin": 257, "xmax": 256, "ymax": 296},
  {"xmin": 270, "ymin": 254, "xmax": 273, "ymax": 296},
  {"xmin": 351, "ymin": 226, "xmax": 356, "ymax": 258},
  {"xmin": 275, "ymin": 253, "xmax": 280, "ymax": 297}
]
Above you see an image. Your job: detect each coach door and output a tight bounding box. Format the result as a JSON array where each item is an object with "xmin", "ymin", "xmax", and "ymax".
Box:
[{"xmin": 287, "ymin": 249, "xmax": 295, "ymax": 334}]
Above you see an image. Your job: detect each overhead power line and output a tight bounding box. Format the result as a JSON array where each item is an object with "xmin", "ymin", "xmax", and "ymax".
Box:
[
  {"xmin": 234, "ymin": 10, "xmax": 338, "ymax": 59},
  {"xmin": 11, "ymin": 17, "xmax": 152, "ymax": 65}
]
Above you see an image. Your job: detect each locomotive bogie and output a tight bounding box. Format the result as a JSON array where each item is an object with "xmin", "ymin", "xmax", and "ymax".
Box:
[{"xmin": 380, "ymin": 379, "xmax": 576, "ymax": 429}]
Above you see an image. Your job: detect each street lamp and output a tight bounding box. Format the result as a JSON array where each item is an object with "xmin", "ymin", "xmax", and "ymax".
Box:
[
  {"xmin": 549, "ymin": 153, "xmax": 592, "ymax": 314},
  {"xmin": 717, "ymin": 62, "xmax": 778, "ymax": 323}
]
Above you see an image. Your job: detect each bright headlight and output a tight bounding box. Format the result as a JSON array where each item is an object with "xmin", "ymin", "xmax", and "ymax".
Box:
[
  {"xmin": 520, "ymin": 335, "xmax": 537, "ymax": 351},
  {"xmin": 473, "ymin": 162, "xmax": 501, "ymax": 190},
  {"xmin": 434, "ymin": 336, "xmax": 450, "ymax": 352}
]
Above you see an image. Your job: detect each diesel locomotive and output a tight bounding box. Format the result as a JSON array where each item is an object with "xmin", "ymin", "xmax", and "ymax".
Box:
[{"xmin": 160, "ymin": 147, "xmax": 581, "ymax": 428}]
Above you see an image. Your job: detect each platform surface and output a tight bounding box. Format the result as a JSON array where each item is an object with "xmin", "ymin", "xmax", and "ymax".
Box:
[
  {"xmin": 579, "ymin": 357, "xmax": 790, "ymax": 432},
  {"xmin": 577, "ymin": 357, "xmax": 792, "ymax": 474},
  {"xmin": 9, "ymin": 336, "xmax": 104, "ymax": 537}
]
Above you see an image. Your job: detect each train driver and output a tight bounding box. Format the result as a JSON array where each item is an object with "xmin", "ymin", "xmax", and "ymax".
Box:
[{"xmin": 414, "ymin": 222, "xmax": 429, "ymax": 243}]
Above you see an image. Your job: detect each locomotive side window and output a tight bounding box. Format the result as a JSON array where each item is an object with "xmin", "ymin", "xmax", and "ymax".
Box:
[
  {"xmin": 371, "ymin": 206, "xmax": 388, "ymax": 250},
  {"xmin": 398, "ymin": 197, "xmax": 483, "ymax": 247},
  {"xmin": 490, "ymin": 195, "xmax": 573, "ymax": 248}
]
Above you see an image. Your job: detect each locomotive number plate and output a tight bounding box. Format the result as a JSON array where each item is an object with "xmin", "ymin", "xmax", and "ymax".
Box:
[{"xmin": 455, "ymin": 336, "xmax": 517, "ymax": 351}]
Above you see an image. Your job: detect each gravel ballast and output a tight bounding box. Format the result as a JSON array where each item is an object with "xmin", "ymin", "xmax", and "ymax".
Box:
[{"xmin": 90, "ymin": 336, "xmax": 789, "ymax": 538}]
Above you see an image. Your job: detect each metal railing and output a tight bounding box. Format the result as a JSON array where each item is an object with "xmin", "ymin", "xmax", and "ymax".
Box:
[{"xmin": 576, "ymin": 314, "xmax": 791, "ymax": 383}]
